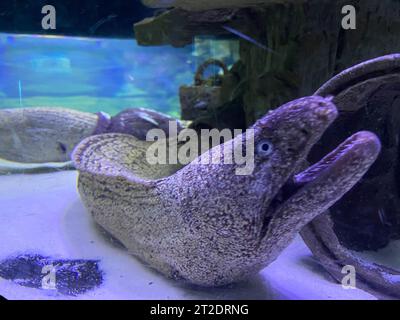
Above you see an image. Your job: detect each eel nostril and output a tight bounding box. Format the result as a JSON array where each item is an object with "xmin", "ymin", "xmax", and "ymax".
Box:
[
  {"xmin": 58, "ymin": 142, "xmax": 67, "ymax": 154},
  {"xmin": 300, "ymin": 128, "xmax": 309, "ymax": 137}
]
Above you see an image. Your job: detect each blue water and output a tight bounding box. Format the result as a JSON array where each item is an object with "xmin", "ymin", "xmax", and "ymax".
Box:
[{"xmin": 0, "ymin": 33, "xmax": 199, "ymax": 117}]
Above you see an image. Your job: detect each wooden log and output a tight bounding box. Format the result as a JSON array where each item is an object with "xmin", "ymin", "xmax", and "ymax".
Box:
[
  {"xmin": 142, "ymin": 0, "xmax": 305, "ymax": 11},
  {"xmin": 136, "ymin": 0, "xmax": 400, "ymax": 128},
  {"xmin": 239, "ymin": 0, "xmax": 400, "ymax": 125},
  {"xmin": 134, "ymin": 8, "xmax": 246, "ymax": 47}
]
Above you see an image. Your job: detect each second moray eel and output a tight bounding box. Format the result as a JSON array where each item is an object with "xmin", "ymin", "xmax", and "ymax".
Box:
[{"xmin": 0, "ymin": 107, "xmax": 182, "ymax": 173}]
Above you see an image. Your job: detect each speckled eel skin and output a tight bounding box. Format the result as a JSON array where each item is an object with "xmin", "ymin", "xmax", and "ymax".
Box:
[
  {"xmin": 0, "ymin": 107, "xmax": 182, "ymax": 163},
  {"xmin": 72, "ymin": 96, "xmax": 381, "ymax": 286}
]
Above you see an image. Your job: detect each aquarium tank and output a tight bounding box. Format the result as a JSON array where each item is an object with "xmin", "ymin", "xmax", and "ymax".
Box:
[{"xmin": 0, "ymin": 0, "xmax": 400, "ymax": 304}]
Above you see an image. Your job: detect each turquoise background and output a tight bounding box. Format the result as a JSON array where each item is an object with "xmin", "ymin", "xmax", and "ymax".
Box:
[{"xmin": 0, "ymin": 33, "xmax": 238, "ymax": 119}]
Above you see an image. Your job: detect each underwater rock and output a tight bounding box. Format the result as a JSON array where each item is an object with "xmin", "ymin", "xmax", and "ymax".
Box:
[
  {"xmin": 72, "ymin": 96, "xmax": 379, "ymax": 286},
  {"xmin": 301, "ymin": 54, "xmax": 400, "ymax": 298},
  {"xmin": 0, "ymin": 254, "xmax": 103, "ymax": 296},
  {"xmin": 0, "ymin": 107, "xmax": 183, "ymax": 165}
]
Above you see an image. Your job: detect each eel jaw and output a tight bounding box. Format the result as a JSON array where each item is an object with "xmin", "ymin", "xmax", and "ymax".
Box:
[
  {"xmin": 258, "ymin": 131, "xmax": 381, "ymax": 258},
  {"xmin": 294, "ymin": 130, "xmax": 381, "ymax": 185}
]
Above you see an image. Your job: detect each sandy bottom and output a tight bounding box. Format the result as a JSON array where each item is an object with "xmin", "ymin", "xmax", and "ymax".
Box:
[{"xmin": 0, "ymin": 170, "xmax": 376, "ymax": 300}]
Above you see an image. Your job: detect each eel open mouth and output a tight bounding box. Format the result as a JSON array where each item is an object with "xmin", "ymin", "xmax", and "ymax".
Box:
[
  {"xmin": 294, "ymin": 131, "xmax": 380, "ymax": 185},
  {"xmin": 264, "ymin": 131, "xmax": 381, "ymax": 230},
  {"xmin": 300, "ymin": 54, "xmax": 400, "ymax": 298}
]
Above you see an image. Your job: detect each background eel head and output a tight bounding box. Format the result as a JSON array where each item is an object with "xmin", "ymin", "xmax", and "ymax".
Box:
[
  {"xmin": 0, "ymin": 107, "xmax": 98, "ymax": 163},
  {"xmin": 0, "ymin": 107, "xmax": 182, "ymax": 164},
  {"xmin": 105, "ymin": 107, "xmax": 183, "ymax": 141}
]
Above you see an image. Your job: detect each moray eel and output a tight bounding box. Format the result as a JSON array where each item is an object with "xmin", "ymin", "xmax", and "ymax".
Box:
[
  {"xmin": 72, "ymin": 96, "xmax": 380, "ymax": 286},
  {"xmin": 0, "ymin": 107, "xmax": 182, "ymax": 173}
]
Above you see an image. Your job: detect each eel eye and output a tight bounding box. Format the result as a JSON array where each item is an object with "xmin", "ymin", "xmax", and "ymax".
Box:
[{"xmin": 256, "ymin": 140, "xmax": 273, "ymax": 157}]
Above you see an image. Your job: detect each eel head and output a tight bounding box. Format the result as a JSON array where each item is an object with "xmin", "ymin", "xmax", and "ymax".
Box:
[
  {"xmin": 174, "ymin": 96, "xmax": 381, "ymax": 285},
  {"xmin": 251, "ymin": 96, "xmax": 381, "ymax": 267}
]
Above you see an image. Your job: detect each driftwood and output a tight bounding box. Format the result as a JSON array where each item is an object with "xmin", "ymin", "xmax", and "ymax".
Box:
[
  {"xmin": 142, "ymin": 0, "xmax": 304, "ymax": 11},
  {"xmin": 136, "ymin": 1, "xmax": 400, "ymax": 127},
  {"xmin": 134, "ymin": 8, "xmax": 247, "ymax": 47}
]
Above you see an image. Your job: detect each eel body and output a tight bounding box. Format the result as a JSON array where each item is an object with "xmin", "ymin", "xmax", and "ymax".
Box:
[{"xmin": 73, "ymin": 96, "xmax": 380, "ymax": 286}]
